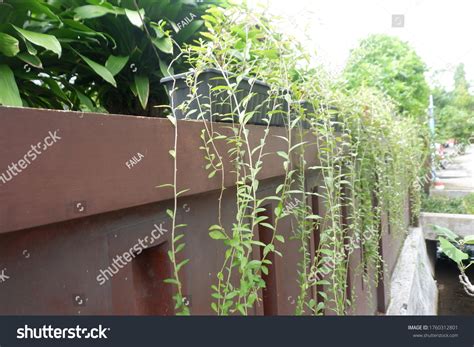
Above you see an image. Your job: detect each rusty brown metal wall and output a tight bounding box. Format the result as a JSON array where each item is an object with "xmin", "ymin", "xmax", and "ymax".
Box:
[{"xmin": 0, "ymin": 106, "xmax": 410, "ymax": 315}]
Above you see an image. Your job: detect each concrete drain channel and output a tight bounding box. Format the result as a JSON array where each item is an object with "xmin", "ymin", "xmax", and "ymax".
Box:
[{"xmin": 421, "ymin": 212, "xmax": 474, "ymax": 315}]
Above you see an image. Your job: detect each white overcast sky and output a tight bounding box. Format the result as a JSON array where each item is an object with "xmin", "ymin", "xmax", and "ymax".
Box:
[{"xmin": 250, "ymin": 0, "xmax": 474, "ymax": 90}]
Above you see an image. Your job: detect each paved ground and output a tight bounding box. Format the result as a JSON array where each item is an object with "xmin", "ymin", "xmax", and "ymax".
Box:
[{"xmin": 436, "ymin": 145, "xmax": 474, "ymax": 190}]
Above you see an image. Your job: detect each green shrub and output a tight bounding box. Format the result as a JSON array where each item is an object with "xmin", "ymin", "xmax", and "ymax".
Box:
[
  {"xmin": 0, "ymin": 0, "xmax": 221, "ymax": 115},
  {"xmin": 462, "ymin": 193, "xmax": 474, "ymax": 214},
  {"xmin": 422, "ymin": 193, "xmax": 474, "ymax": 215}
]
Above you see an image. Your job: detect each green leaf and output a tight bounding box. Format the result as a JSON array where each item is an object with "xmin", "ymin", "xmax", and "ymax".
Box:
[
  {"xmin": 74, "ymin": 5, "xmax": 120, "ymax": 19},
  {"xmin": 163, "ymin": 278, "xmax": 179, "ymax": 285},
  {"xmin": 17, "ymin": 52, "xmax": 42, "ymax": 68},
  {"xmin": 151, "ymin": 23, "xmax": 165, "ymax": 38},
  {"xmin": 209, "ymin": 224, "xmax": 223, "ymax": 231},
  {"xmin": 463, "ymin": 235, "xmax": 474, "ymax": 245},
  {"xmin": 44, "ymin": 78, "xmax": 68, "ymax": 102},
  {"xmin": 13, "ymin": 25, "xmax": 61, "ymax": 57},
  {"xmin": 152, "ymin": 36, "xmax": 173, "ymax": 54},
  {"xmin": 24, "ymin": 41, "xmax": 37, "ymax": 55},
  {"xmin": 76, "ymin": 90, "xmax": 95, "ymax": 111},
  {"xmin": 105, "ymin": 55, "xmax": 129, "ymax": 76},
  {"xmin": 209, "ymin": 230, "xmax": 227, "ymax": 240},
  {"xmin": 0, "ymin": 33, "xmax": 19, "ymax": 57},
  {"xmin": 175, "ymin": 20, "xmax": 204, "ymax": 42},
  {"xmin": 263, "ymin": 244, "xmax": 275, "ymax": 257},
  {"xmin": 159, "ymin": 58, "xmax": 173, "ymax": 77},
  {"xmin": 13, "ymin": 0, "xmax": 60, "ymax": 21},
  {"xmin": 0, "ymin": 65, "xmax": 22, "ymax": 106},
  {"xmin": 130, "ymin": 81, "xmax": 137, "ymax": 96},
  {"xmin": 134, "ymin": 75, "xmax": 149, "ymax": 109},
  {"xmin": 125, "ymin": 8, "xmax": 145, "ymax": 28},
  {"xmin": 276, "ymin": 151, "xmax": 289, "ymax": 160},
  {"xmin": 63, "ymin": 19, "xmax": 97, "ymax": 32},
  {"xmin": 433, "ymin": 225, "xmax": 459, "ymax": 243},
  {"xmin": 275, "ymin": 235, "xmax": 285, "ymax": 243},
  {"xmin": 439, "ymin": 237, "xmax": 469, "ymax": 264},
  {"xmin": 176, "ymin": 259, "xmax": 189, "ymax": 272},
  {"xmin": 175, "ymin": 243, "xmax": 185, "ymax": 254},
  {"xmin": 260, "ymin": 222, "xmax": 274, "ymax": 231},
  {"xmin": 77, "ymin": 53, "xmax": 117, "ymax": 87}
]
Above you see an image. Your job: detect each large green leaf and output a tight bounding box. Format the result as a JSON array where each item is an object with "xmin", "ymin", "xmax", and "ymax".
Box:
[
  {"xmin": 13, "ymin": 0, "xmax": 61, "ymax": 22},
  {"xmin": 76, "ymin": 90, "xmax": 95, "ymax": 112},
  {"xmin": 17, "ymin": 52, "xmax": 43, "ymax": 68},
  {"xmin": 24, "ymin": 41, "xmax": 37, "ymax": 55},
  {"xmin": 78, "ymin": 53, "xmax": 117, "ymax": 87},
  {"xmin": 0, "ymin": 65, "xmax": 22, "ymax": 106},
  {"xmin": 464, "ymin": 235, "xmax": 474, "ymax": 245},
  {"xmin": 124, "ymin": 8, "xmax": 145, "ymax": 28},
  {"xmin": 105, "ymin": 55, "xmax": 129, "ymax": 76},
  {"xmin": 13, "ymin": 25, "xmax": 61, "ymax": 57},
  {"xmin": 74, "ymin": 5, "xmax": 122, "ymax": 19},
  {"xmin": 439, "ymin": 237, "xmax": 469, "ymax": 264},
  {"xmin": 175, "ymin": 20, "xmax": 204, "ymax": 43},
  {"xmin": 433, "ymin": 225, "xmax": 459, "ymax": 243},
  {"xmin": 62, "ymin": 19, "xmax": 108, "ymax": 41},
  {"xmin": 134, "ymin": 75, "xmax": 149, "ymax": 109},
  {"xmin": 0, "ymin": 33, "xmax": 19, "ymax": 57},
  {"xmin": 152, "ymin": 36, "xmax": 173, "ymax": 54},
  {"xmin": 209, "ymin": 230, "xmax": 227, "ymax": 240}
]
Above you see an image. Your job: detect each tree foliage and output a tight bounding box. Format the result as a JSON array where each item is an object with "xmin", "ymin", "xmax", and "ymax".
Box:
[
  {"xmin": 432, "ymin": 63, "xmax": 474, "ymax": 143},
  {"xmin": 344, "ymin": 34, "xmax": 429, "ymax": 119}
]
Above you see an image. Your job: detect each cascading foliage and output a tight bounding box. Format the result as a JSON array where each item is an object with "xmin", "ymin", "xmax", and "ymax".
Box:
[{"xmin": 161, "ymin": 2, "xmax": 429, "ymax": 315}]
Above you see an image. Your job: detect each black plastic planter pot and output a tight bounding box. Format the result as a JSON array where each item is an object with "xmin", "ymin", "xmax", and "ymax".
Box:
[{"xmin": 160, "ymin": 68, "xmax": 287, "ymax": 126}]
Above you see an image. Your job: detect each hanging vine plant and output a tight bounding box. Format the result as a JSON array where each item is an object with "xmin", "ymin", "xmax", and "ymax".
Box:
[{"xmin": 160, "ymin": 1, "xmax": 428, "ymax": 316}]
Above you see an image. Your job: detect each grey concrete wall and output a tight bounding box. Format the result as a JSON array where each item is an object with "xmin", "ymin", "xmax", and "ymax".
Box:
[{"xmin": 420, "ymin": 212, "xmax": 474, "ymax": 240}]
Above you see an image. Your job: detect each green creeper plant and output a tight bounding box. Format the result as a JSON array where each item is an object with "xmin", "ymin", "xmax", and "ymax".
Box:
[
  {"xmin": 162, "ymin": 2, "xmax": 429, "ymax": 316},
  {"xmin": 171, "ymin": 3, "xmax": 306, "ymax": 315}
]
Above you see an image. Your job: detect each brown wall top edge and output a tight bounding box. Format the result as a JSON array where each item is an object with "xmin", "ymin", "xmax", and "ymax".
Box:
[{"xmin": 0, "ymin": 106, "xmax": 319, "ymax": 234}]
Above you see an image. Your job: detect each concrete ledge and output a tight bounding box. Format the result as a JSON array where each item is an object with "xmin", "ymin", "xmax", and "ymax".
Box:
[
  {"xmin": 420, "ymin": 212, "xmax": 474, "ymax": 240},
  {"xmin": 387, "ymin": 228, "xmax": 438, "ymax": 315}
]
